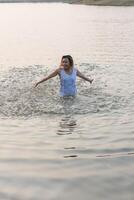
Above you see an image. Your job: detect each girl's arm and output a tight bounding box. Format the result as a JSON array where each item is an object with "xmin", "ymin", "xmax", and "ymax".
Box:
[
  {"xmin": 77, "ymin": 69, "xmax": 93, "ymax": 84},
  {"xmin": 34, "ymin": 68, "xmax": 60, "ymax": 87}
]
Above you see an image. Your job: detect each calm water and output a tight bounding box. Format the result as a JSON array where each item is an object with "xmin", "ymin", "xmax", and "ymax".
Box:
[{"xmin": 0, "ymin": 3, "xmax": 134, "ymax": 200}]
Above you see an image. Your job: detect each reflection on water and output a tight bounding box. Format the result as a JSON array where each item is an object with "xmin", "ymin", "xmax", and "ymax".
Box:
[
  {"xmin": 57, "ymin": 96, "xmax": 77, "ymax": 135},
  {"xmin": 57, "ymin": 115, "xmax": 78, "ymax": 158},
  {"xmin": 57, "ymin": 116, "xmax": 77, "ymax": 135},
  {"xmin": 57, "ymin": 97, "xmax": 78, "ymax": 158}
]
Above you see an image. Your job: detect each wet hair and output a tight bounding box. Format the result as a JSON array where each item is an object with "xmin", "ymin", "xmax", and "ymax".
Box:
[{"xmin": 61, "ymin": 55, "xmax": 74, "ymax": 67}]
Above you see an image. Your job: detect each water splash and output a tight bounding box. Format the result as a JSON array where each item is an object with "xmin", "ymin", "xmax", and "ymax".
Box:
[{"xmin": 0, "ymin": 64, "xmax": 127, "ymax": 117}]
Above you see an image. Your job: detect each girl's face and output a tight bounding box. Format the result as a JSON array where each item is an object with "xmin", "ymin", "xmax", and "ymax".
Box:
[{"xmin": 61, "ymin": 58, "xmax": 71, "ymax": 70}]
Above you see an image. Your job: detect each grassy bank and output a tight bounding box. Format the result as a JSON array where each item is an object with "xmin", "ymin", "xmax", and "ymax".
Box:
[
  {"xmin": 0, "ymin": 0, "xmax": 134, "ymax": 6},
  {"xmin": 76, "ymin": 0, "xmax": 134, "ymax": 6}
]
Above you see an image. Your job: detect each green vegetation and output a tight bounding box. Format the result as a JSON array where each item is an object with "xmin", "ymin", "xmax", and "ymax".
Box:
[
  {"xmin": 0, "ymin": 0, "xmax": 134, "ymax": 6},
  {"xmin": 79, "ymin": 0, "xmax": 134, "ymax": 6}
]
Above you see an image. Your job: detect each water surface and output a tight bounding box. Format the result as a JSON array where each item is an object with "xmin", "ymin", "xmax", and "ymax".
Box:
[{"xmin": 0, "ymin": 3, "xmax": 134, "ymax": 200}]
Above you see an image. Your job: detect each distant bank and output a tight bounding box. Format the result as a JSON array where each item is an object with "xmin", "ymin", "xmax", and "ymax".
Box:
[{"xmin": 0, "ymin": 0, "xmax": 134, "ymax": 6}]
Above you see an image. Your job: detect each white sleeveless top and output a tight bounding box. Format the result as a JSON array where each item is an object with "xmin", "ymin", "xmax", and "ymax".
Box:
[{"xmin": 59, "ymin": 67, "xmax": 77, "ymax": 97}]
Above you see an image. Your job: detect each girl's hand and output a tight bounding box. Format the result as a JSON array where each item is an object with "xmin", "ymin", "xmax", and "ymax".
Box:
[
  {"xmin": 34, "ymin": 82, "xmax": 39, "ymax": 88},
  {"xmin": 89, "ymin": 78, "xmax": 94, "ymax": 84}
]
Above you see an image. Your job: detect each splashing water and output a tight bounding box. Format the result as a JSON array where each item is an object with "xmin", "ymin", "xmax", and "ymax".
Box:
[{"xmin": 0, "ymin": 64, "xmax": 129, "ymax": 118}]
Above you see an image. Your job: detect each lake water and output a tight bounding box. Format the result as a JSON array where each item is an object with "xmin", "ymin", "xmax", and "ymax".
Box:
[{"xmin": 0, "ymin": 3, "xmax": 134, "ymax": 200}]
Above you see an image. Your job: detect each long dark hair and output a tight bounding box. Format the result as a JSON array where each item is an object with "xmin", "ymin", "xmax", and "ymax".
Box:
[{"xmin": 60, "ymin": 55, "xmax": 74, "ymax": 67}]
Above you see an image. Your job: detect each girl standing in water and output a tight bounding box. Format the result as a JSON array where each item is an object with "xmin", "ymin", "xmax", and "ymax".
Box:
[{"xmin": 34, "ymin": 55, "xmax": 93, "ymax": 97}]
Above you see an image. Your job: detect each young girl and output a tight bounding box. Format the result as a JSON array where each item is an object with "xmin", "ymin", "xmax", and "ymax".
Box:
[{"xmin": 34, "ymin": 55, "xmax": 93, "ymax": 97}]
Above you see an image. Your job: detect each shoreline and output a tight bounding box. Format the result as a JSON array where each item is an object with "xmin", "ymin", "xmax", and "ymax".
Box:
[{"xmin": 0, "ymin": 0, "xmax": 134, "ymax": 6}]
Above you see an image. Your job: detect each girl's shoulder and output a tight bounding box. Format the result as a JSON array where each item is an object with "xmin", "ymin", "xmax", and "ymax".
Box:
[
  {"xmin": 73, "ymin": 65, "xmax": 78, "ymax": 72},
  {"xmin": 55, "ymin": 67, "xmax": 63, "ymax": 75}
]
